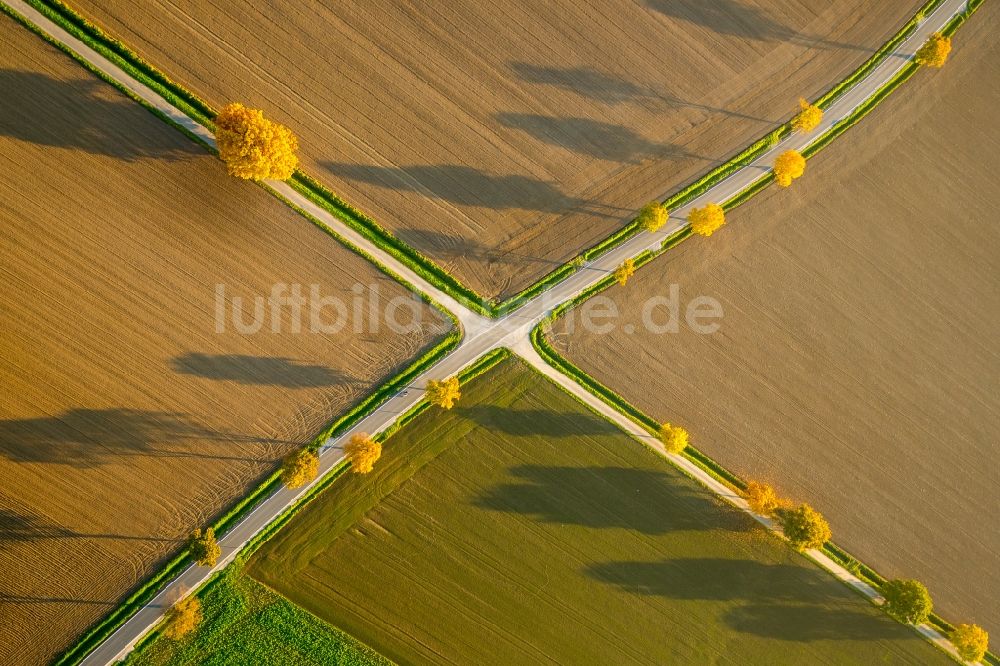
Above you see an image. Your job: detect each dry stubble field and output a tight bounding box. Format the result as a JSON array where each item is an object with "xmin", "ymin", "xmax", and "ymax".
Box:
[
  {"xmin": 72, "ymin": 0, "xmax": 923, "ymax": 300},
  {"xmin": 552, "ymin": 3, "xmax": 1000, "ymax": 637},
  {"xmin": 0, "ymin": 14, "xmax": 448, "ymax": 665}
]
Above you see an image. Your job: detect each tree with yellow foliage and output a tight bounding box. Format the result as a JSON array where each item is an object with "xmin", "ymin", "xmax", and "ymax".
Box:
[
  {"xmin": 950, "ymin": 623, "xmax": 989, "ymax": 663},
  {"xmin": 659, "ymin": 422, "xmax": 689, "ymax": 454},
  {"xmin": 215, "ymin": 103, "xmax": 299, "ymax": 180},
  {"xmin": 780, "ymin": 503, "xmax": 831, "ymax": 551},
  {"xmin": 426, "ymin": 376, "xmax": 461, "ymax": 409},
  {"xmin": 613, "ymin": 258, "xmax": 636, "ymax": 286},
  {"xmin": 188, "ymin": 527, "xmax": 220, "ymax": 567},
  {"xmin": 636, "ymin": 201, "xmax": 668, "ymax": 232},
  {"xmin": 744, "ymin": 481, "xmax": 782, "ymax": 516},
  {"xmin": 688, "ymin": 203, "xmax": 725, "ymax": 237},
  {"xmin": 882, "ymin": 578, "xmax": 933, "ymax": 625},
  {"xmin": 281, "ymin": 448, "xmax": 319, "ymax": 489},
  {"xmin": 163, "ymin": 595, "xmax": 202, "ymax": 640},
  {"xmin": 345, "ymin": 433, "xmax": 381, "ymax": 474},
  {"xmin": 773, "ymin": 149, "xmax": 806, "ymax": 187},
  {"xmin": 915, "ymin": 32, "xmax": 952, "ymax": 68},
  {"xmin": 791, "ymin": 98, "xmax": 823, "ymax": 133}
]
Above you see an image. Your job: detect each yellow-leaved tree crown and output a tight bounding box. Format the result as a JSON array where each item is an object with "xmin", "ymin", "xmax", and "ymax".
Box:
[
  {"xmin": 636, "ymin": 201, "xmax": 669, "ymax": 232},
  {"xmin": 791, "ymin": 98, "xmax": 823, "ymax": 133},
  {"xmin": 613, "ymin": 258, "xmax": 636, "ymax": 286},
  {"xmin": 773, "ymin": 149, "xmax": 806, "ymax": 187},
  {"xmin": 688, "ymin": 203, "xmax": 725, "ymax": 237},
  {"xmin": 915, "ymin": 32, "xmax": 952, "ymax": 68},
  {"xmin": 659, "ymin": 422, "xmax": 689, "ymax": 454},
  {"xmin": 281, "ymin": 448, "xmax": 319, "ymax": 489},
  {"xmin": 215, "ymin": 103, "xmax": 299, "ymax": 181},
  {"xmin": 163, "ymin": 596, "xmax": 202, "ymax": 640},
  {"xmin": 345, "ymin": 433, "xmax": 382, "ymax": 474},
  {"xmin": 426, "ymin": 376, "xmax": 461, "ymax": 409}
]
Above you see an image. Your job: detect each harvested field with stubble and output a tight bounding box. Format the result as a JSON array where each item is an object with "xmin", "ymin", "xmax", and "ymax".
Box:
[
  {"xmin": 553, "ymin": 3, "xmax": 1000, "ymax": 637},
  {"xmin": 248, "ymin": 358, "xmax": 948, "ymax": 665},
  {"xmin": 72, "ymin": 0, "xmax": 924, "ymax": 300},
  {"xmin": 0, "ymin": 15, "xmax": 449, "ymax": 666}
]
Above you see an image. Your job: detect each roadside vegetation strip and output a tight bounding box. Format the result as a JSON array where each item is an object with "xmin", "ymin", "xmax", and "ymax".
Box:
[
  {"xmin": 50, "ymin": 325, "xmax": 461, "ymax": 666},
  {"xmin": 530, "ymin": 326, "xmax": 997, "ymax": 663},
  {"xmin": 289, "ymin": 174, "xmax": 492, "ymax": 316},
  {"xmin": 18, "ymin": 0, "xmax": 493, "ymax": 317},
  {"xmin": 814, "ymin": 0, "xmax": 946, "ymax": 108},
  {"xmin": 119, "ymin": 347, "xmax": 509, "ymax": 659},
  {"xmin": 16, "ymin": 0, "xmax": 962, "ymax": 321},
  {"xmin": 491, "ymin": 0, "xmax": 951, "ymax": 314},
  {"xmin": 246, "ymin": 357, "xmax": 950, "ymax": 665}
]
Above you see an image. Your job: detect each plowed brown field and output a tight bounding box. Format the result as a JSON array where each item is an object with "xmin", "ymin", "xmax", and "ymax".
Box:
[
  {"xmin": 553, "ymin": 4, "xmax": 1000, "ymax": 636},
  {"xmin": 0, "ymin": 15, "xmax": 448, "ymax": 665},
  {"xmin": 72, "ymin": 0, "xmax": 922, "ymax": 300}
]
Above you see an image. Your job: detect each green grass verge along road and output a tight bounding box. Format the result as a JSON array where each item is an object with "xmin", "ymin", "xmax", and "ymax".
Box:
[{"xmin": 247, "ymin": 358, "xmax": 948, "ymax": 665}]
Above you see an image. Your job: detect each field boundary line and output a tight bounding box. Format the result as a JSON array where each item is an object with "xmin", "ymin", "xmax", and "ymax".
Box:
[
  {"xmin": 121, "ymin": 348, "xmax": 512, "ymax": 661},
  {"xmin": 519, "ymin": 331, "xmax": 988, "ymax": 665},
  {"xmin": 519, "ymin": 6, "xmax": 993, "ymax": 662},
  {"xmin": 2, "ymin": 0, "xmax": 990, "ymax": 662},
  {"xmin": 489, "ymin": 0, "xmax": 951, "ymax": 313},
  {"xmin": 9, "ymin": 0, "xmax": 959, "ymax": 318}
]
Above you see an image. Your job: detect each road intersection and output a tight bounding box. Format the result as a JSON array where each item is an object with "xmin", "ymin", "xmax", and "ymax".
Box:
[{"xmin": 1, "ymin": 0, "xmax": 975, "ymax": 662}]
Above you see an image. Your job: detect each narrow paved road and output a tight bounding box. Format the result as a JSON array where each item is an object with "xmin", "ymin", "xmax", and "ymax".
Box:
[{"xmin": 2, "ymin": 0, "xmax": 976, "ymax": 663}]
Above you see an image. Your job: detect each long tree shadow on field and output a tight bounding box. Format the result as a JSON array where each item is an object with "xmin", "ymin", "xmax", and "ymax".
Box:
[
  {"xmin": 585, "ymin": 557, "xmax": 841, "ymax": 602},
  {"xmin": 0, "ymin": 509, "xmax": 180, "ymax": 545},
  {"xmin": 396, "ymin": 228, "xmax": 613, "ymax": 274},
  {"xmin": 171, "ymin": 353, "xmax": 356, "ymax": 390},
  {"xmin": 645, "ymin": 0, "xmax": 873, "ymax": 52},
  {"xmin": 0, "ymin": 408, "xmax": 281, "ymax": 466},
  {"xmin": 474, "ymin": 465, "xmax": 749, "ymax": 534},
  {"xmin": 0, "ymin": 70, "xmax": 201, "ymax": 161},
  {"xmin": 322, "ymin": 162, "xmax": 620, "ymax": 220},
  {"xmin": 455, "ymin": 405, "xmax": 619, "ymax": 438},
  {"xmin": 0, "ymin": 593, "xmax": 116, "ymax": 607},
  {"xmin": 495, "ymin": 113, "xmax": 688, "ymax": 164},
  {"xmin": 723, "ymin": 603, "xmax": 911, "ymax": 642},
  {"xmin": 507, "ymin": 64, "xmax": 775, "ymax": 123}
]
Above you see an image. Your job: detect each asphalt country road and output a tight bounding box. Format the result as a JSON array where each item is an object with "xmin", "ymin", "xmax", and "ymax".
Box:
[{"xmin": 0, "ymin": 0, "xmax": 977, "ymax": 663}]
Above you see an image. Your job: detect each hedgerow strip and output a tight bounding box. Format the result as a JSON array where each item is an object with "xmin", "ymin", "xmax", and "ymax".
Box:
[
  {"xmin": 18, "ymin": 0, "xmax": 493, "ymax": 317},
  {"xmin": 50, "ymin": 322, "xmax": 460, "ymax": 666},
  {"xmin": 532, "ymin": 319, "xmax": 999, "ymax": 663},
  {"xmin": 530, "ymin": 3, "xmax": 994, "ymax": 657},
  {"xmin": 124, "ymin": 347, "xmax": 511, "ymax": 655},
  {"xmin": 814, "ymin": 0, "xmax": 946, "ymax": 108},
  {"xmin": 288, "ymin": 173, "xmax": 492, "ymax": 316},
  {"xmin": 492, "ymin": 0, "xmax": 947, "ymax": 312},
  {"xmin": 21, "ymin": 0, "xmax": 960, "ymax": 319}
]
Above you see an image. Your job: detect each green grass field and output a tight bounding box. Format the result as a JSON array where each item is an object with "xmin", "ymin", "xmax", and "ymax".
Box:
[
  {"xmin": 249, "ymin": 357, "xmax": 947, "ymax": 665},
  {"xmin": 123, "ymin": 568, "xmax": 388, "ymax": 666}
]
